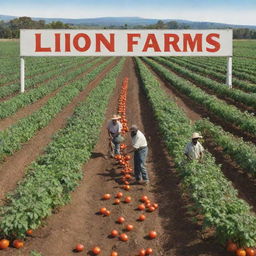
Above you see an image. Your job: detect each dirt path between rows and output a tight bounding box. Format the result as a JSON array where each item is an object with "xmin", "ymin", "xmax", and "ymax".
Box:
[
  {"xmin": 1, "ymin": 57, "xmax": 226, "ymax": 256},
  {"xmin": 0, "ymin": 57, "xmax": 119, "ymax": 203},
  {"xmin": 0, "ymin": 58, "xmax": 107, "ymax": 130}
]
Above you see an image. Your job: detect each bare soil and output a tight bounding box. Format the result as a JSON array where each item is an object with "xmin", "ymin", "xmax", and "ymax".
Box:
[{"xmin": 0, "ymin": 58, "xmax": 228, "ymax": 256}]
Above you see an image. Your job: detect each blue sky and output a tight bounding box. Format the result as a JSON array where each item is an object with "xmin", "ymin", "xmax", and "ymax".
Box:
[{"xmin": 0, "ymin": 0, "xmax": 255, "ymax": 25}]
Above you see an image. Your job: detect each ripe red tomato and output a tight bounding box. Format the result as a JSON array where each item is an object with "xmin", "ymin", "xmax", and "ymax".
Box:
[
  {"xmin": 124, "ymin": 155, "xmax": 131, "ymax": 161},
  {"xmin": 119, "ymin": 233, "xmax": 128, "ymax": 242},
  {"xmin": 148, "ymin": 206, "xmax": 155, "ymax": 212},
  {"xmin": 138, "ymin": 204, "xmax": 146, "ymax": 211},
  {"xmin": 124, "ymin": 174, "xmax": 132, "ymax": 180},
  {"xmin": 145, "ymin": 248, "xmax": 153, "ymax": 255},
  {"xmin": 152, "ymin": 203, "xmax": 159, "ymax": 209},
  {"xmin": 246, "ymin": 248, "xmax": 256, "ymax": 256},
  {"xmin": 92, "ymin": 246, "xmax": 101, "ymax": 255},
  {"xmin": 75, "ymin": 244, "xmax": 84, "ymax": 252},
  {"xmin": 227, "ymin": 242, "xmax": 237, "ymax": 252},
  {"xmin": 139, "ymin": 249, "xmax": 146, "ymax": 256},
  {"xmin": 122, "ymin": 185, "xmax": 130, "ymax": 191},
  {"xmin": 114, "ymin": 199, "xmax": 121, "ymax": 204},
  {"xmin": 0, "ymin": 239, "xmax": 10, "ymax": 249},
  {"xmin": 111, "ymin": 252, "xmax": 118, "ymax": 256},
  {"xmin": 138, "ymin": 214, "xmax": 146, "ymax": 221},
  {"xmin": 111, "ymin": 229, "xmax": 119, "ymax": 237},
  {"xmin": 103, "ymin": 194, "xmax": 111, "ymax": 200},
  {"xmin": 126, "ymin": 224, "xmax": 134, "ymax": 231},
  {"xmin": 104, "ymin": 210, "xmax": 111, "ymax": 216},
  {"xmin": 13, "ymin": 240, "xmax": 24, "ymax": 249},
  {"xmin": 145, "ymin": 199, "xmax": 151, "ymax": 205},
  {"xmin": 117, "ymin": 216, "xmax": 125, "ymax": 224},
  {"xmin": 99, "ymin": 207, "xmax": 107, "ymax": 215},
  {"xmin": 124, "ymin": 181, "xmax": 129, "ymax": 185},
  {"xmin": 236, "ymin": 249, "xmax": 246, "ymax": 256},
  {"xmin": 149, "ymin": 231, "xmax": 157, "ymax": 239},
  {"xmin": 141, "ymin": 196, "xmax": 148, "ymax": 202},
  {"xmin": 26, "ymin": 229, "xmax": 33, "ymax": 235},
  {"xmin": 124, "ymin": 196, "xmax": 132, "ymax": 203}
]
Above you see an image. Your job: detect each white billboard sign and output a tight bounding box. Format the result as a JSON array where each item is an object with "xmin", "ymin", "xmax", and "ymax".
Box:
[{"xmin": 20, "ymin": 29, "xmax": 233, "ymax": 57}]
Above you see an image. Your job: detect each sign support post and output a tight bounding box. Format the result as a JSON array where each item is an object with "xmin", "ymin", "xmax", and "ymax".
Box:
[
  {"xmin": 20, "ymin": 57, "xmax": 25, "ymax": 93},
  {"xmin": 226, "ymin": 56, "xmax": 232, "ymax": 88}
]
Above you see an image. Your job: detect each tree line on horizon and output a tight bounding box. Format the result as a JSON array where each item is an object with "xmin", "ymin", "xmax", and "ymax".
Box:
[{"xmin": 0, "ymin": 16, "xmax": 255, "ymax": 39}]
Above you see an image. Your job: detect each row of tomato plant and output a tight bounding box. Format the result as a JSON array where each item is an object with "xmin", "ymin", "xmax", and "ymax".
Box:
[
  {"xmin": 0, "ymin": 57, "xmax": 125, "ymax": 239},
  {"xmin": 0, "ymin": 56, "xmax": 60, "ymax": 81},
  {"xmin": 142, "ymin": 57, "xmax": 256, "ymax": 136},
  {"xmin": 183, "ymin": 56, "xmax": 256, "ymax": 77},
  {"xmin": 0, "ymin": 57, "xmax": 92, "ymax": 99},
  {"xmin": 0, "ymin": 57, "xmax": 114, "ymax": 161},
  {"xmin": 164, "ymin": 57, "xmax": 256, "ymax": 94},
  {"xmin": 179, "ymin": 56, "xmax": 256, "ymax": 84},
  {"xmin": 195, "ymin": 119, "xmax": 256, "ymax": 176},
  {"xmin": 154, "ymin": 57, "xmax": 256, "ymax": 109},
  {"xmin": 0, "ymin": 57, "xmax": 103, "ymax": 119},
  {"xmin": 135, "ymin": 57, "xmax": 256, "ymax": 250},
  {"xmin": 0, "ymin": 57, "xmax": 73, "ymax": 87},
  {"xmin": 179, "ymin": 56, "xmax": 256, "ymax": 87}
]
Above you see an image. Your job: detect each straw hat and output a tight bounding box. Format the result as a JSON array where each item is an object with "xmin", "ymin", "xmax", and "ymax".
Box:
[
  {"xmin": 192, "ymin": 132, "xmax": 202, "ymax": 139},
  {"xmin": 111, "ymin": 114, "xmax": 120, "ymax": 120}
]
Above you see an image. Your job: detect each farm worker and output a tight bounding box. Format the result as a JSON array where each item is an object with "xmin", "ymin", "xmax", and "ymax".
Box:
[
  {"xmin": 130, "ymin": 125, "xmax": 149, "ymax": 184},
  {"xmin": 184, "ymin": 132, "xmax": 204, "ymax": 161},
  {"xmin": 107, "ymin": 114, "xmax": 123, "ymax": 157}
]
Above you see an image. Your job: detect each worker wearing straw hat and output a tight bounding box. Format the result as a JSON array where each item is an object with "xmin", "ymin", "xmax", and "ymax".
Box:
[
  {"xmin": 107, "ymin": 114, "xmax": 123, "ymax": 157},
  {"xmin": 130, "ymin": 125, "xmax": 149, "ymax": 185},
  {"xmin": 184, "ymin": 132, "xmax": 204, "ymax": 161}
]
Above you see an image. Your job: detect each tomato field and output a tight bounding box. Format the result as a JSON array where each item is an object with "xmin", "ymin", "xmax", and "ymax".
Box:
[{"xmin": 0, "ymin": 39, "xmax": 256, "ymax": 256}]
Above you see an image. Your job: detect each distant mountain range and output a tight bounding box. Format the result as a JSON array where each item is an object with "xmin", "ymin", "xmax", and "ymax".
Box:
[{"xmin": 1, "ymin": 14, "xmax": 256, "ymax": 29}]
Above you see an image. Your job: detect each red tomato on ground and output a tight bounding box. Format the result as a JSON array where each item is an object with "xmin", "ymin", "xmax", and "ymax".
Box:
[
  {"xmin": 145, "ymin": 248, "xmax": 153, "ymax": 255},
  {"xmin": 138, "ymin": 204, "xmax": 146, "ymax": 211},
  {"xmin": 126, "ymin": 224, "xmax": 134, "ymax": 231},
  {"xmin": 119, "ymin": 233, "xmax": 128, "ymax": 242},
  {"xmin": 139, "ymin": 249, "xmax": 146, "ymax": 256},
  {"xmin": 92, "ymin": 246, "xmax": 101, "ymax": 255},
  {"xmin": 103, "ymin": 194, "xmax": 111, "ymax": 200},
  {"xmin": 13, "ymin": 240, "xmax": 24, "ymax": 249},
  {"xmin": 75, "ymin": 244, "xmax": 84, "ymax": 252},
  {"xmin": 236, "ymin": 249, "xmax": 246, "ymax": 256},
  {"xmin": 117, "ymin": 216, "xmax": 125, "ymax": 224},
  {"xmin": 149, "ymin": 231, "xmax": 157, "ymax": 239},
  {"xmin": 0, "ymin": 239, "xmax": 10, "ymax": 249},
  {"xmin": 138, "ymin": 214, "xmax": 146, "ymax": 221},
  {"xmin": 246, "ymin": 248, "xmax": 256, "ymax": 256},
  {"xmin": 111, "ymin": 230, "xmax": 119, "ymax": 237},
  {"xmin": 116, "ymin": 192, "xmax": 123, "ymax": 198}
]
